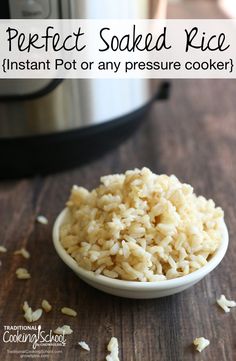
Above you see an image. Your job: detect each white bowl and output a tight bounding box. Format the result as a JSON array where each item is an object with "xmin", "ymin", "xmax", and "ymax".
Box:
[{"xmin": 53, "ymin": 208, "xmax": 229, "ymax": 299}]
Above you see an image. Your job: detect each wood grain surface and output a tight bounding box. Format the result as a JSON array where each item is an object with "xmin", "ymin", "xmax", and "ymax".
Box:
[{"xmin": 0, "ymin": 1, "xmax": 235, "ymax": 360}]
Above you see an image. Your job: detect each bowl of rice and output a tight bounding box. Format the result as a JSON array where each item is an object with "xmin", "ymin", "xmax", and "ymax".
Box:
[{"xmin": 53, "ymin": 168, "xmax": 228, "ymax": 299}]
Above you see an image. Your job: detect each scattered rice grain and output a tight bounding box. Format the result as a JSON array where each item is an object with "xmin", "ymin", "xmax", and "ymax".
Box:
[
  {"xmin": 0, "ymin": 246, "xmax": 7, "ymax": 253},
  {"xmin": 54, "ymin": 325, "xmax": 73, "ymax": 335},
  {"xmin": 61, "ymin": 307, "xmax": 77, "ymax": 317},
  {"xmin": 78, "ymin": 341, "xmax": 90, "ymax": 351},
  {"xmin": 106, "ymin": 337, "xmax": 120, "ymax": 361},
  {"xmin": 23, "ymin": 301, "xmax": 43, "ymax": 323},
  {"xmin": 16, "ymin": 268, "xmax": 31, "ymax": 280},
  {"xmin": 42, "ymin": 299, "xmax": 52, "ymax": 312},
  {"xmin": 36, "ymin": 215, "xmax": 48, "ymax": 225},
  {"xmin": 14, "ymin": 248, "xmax": 30, "ymax": 259},
  {"xmin": 193, "ymin": 337, "xmax": 210, "ymax": 352},
  {"xmin": 217, "ymin": 294, "xmax": 236, "ymax": 313}
]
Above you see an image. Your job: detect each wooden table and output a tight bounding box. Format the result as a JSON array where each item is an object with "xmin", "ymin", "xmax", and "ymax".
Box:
[{"xmin": 0, "ymin": 2, "xmax": 235, "ymax": 360}]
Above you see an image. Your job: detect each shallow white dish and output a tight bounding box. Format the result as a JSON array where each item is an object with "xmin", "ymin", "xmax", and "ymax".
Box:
[{"xmin": 53, "ymin": 208, "xmax": 229, "ymax": 299}]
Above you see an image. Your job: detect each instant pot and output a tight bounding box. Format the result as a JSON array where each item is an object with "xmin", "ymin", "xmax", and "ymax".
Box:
[{"xmin": 0, "ymin": 0, "xmax": 169, "ymax": 178}]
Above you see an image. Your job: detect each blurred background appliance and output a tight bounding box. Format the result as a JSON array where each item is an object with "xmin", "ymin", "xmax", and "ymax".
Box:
[{"xmin": 0, "ymin": 0, "xmax": 169, "ymax": 178}]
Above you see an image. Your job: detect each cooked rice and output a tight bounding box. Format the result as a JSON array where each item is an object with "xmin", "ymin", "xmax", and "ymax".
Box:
[
  {"xmin": 42, "ymin": 299, "xmax": 52, "ymax": 312},
  {"xmin": 14, "ymin": 247, "xmax": 30, "ymax": 259},
  {"xmin": 60, "ymin": 168, "xmax": 224, "ymax": 282},
  {"xmin": 217, "ymin": 294, "xmax": 236, "ymax": 312},
  {"xmin": 193, "ymin": 337, "xmax": 210, "ymax": 352},
  {"xmin": 106, "ymin": 337, "xmax": 119, "ymax": 361},
  {"xmin": 54, "ymin": 325, "xmax": 73, "ymax": 335},
  {"xmin": 23, "ymin": 301, "xmax": 43, "ymax": 323},
  {"xmin": 0, "ymin": 246, "xmax": 7, "ymax": 253},
  {"xmin": 78, "ymin": 341, "xmax": 90, "ymax": 351},
  {"xmin": 36, "ymin": 215, "xmax": 48, "ymax": 225},
  {"xmin": 61, "ymin": 307, "xmax": 77, "ymax": 317},
  {"xmin": 16, "ymin": 268, "xmax": 31, "ymax": 280}
]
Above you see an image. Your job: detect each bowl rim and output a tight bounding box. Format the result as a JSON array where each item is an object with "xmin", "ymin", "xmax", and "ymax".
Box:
[{"xmin": 53, "ymin": 208, "xmax": 229, "ymax": 291}]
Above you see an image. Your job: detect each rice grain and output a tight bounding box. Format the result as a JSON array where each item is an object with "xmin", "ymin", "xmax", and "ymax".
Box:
[
  {"xmin": 54, "ymin": 325, "xmax": 73, "ymax": 335},
  {"xmin": 16, "ymin": 268, "xmax": 31, "ymax": 280},
  {"xmin": 14, "ymin": 248, "xmax": 30, "ymax": 259},
  {"xmin": 0, "ymin": 246, "xmax": 7, "ymax": 253},
  {"xmin": 36, "ymin": 215, "xmax": 48, "ymax": 225},
  {"xmin": 217, "ymin": 294, "xmax": 236, "ymax": 313},
  {"xmin": 23, "ymin": 301, "xmax": 43, "ymax": 323},
  {"xmin": 61, "ymin": 307, "xmax": 77, "ymax": 317},
  {"xmin": 193, "ymin": 337, "xmax": 210, "ymax": 352},
  {"xmin": 42, "ymin": 299, "xmax": 52, "ymax": 312},
  {"xmin": 106, "ymin": 337, "xmax": 119, "ymax": 361},
  {"xmin": 78, "ymin": 341, "xmax": 90, "ymax": 351}
]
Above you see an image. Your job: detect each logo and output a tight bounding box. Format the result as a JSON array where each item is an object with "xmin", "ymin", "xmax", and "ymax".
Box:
[{"xmin": 2, "ymin": 325, "xmax": 66, "ymax": 350}]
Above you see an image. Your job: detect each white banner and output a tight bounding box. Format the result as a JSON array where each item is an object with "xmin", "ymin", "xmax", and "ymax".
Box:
[{"xmin": 0, "ymin": 19, "xmax": 235, "ymax": 78}]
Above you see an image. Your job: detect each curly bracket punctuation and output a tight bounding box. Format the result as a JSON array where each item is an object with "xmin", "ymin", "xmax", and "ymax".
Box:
[{"xmin": 2, "ymin": 58, "xmax": 6, "ymax": 73}]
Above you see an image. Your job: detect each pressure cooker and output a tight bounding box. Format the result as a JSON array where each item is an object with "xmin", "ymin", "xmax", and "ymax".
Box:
[{"xmin": 0, "ymin": 0, "xmax": 169, "ymax": 178}]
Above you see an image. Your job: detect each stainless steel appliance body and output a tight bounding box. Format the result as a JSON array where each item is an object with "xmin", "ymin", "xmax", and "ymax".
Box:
[{"xmin": 0, "ymin": 0, "xmax": 168, "ymax": 177}]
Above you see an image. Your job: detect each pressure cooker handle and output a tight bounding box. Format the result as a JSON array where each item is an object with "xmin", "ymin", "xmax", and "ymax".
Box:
[
  {"xmin": 153, "ymin": 0, "xmax": 169, "ymax": 101},
  {"xmin": 156, "ymin": 81, "xmax": 171, "ymax": 101}
]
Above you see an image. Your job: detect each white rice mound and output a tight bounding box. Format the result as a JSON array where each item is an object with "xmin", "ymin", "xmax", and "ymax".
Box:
[{"xmin": 60, "ymin": 168, "xmax": 224, "ymax": 282}]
